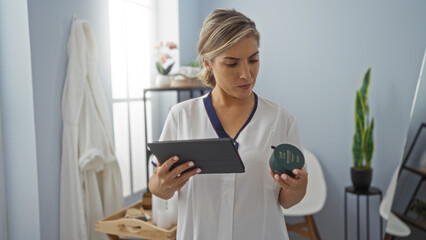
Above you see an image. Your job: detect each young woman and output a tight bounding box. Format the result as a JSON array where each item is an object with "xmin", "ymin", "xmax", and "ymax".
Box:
[{"xmin": 149, "ymin": 9, "xmax": 308, "ymax": 240}]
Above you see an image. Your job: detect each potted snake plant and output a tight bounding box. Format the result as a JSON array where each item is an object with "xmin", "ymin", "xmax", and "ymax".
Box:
[{"xmin": 351, "ymin": 68, "xmax": 375, "ymax": 190}]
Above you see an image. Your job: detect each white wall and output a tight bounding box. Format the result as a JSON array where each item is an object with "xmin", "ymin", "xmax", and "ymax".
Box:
[
  {"xmin": 0, "ymin": 0, "xmax": 41, "ymax": 239},
  {"xmin": 180, "ymin": 0, "xmax": 426, "ymax": 239}
]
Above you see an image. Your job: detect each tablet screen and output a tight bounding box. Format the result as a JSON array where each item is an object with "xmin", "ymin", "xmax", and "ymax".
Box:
[{"xmin": 147, "ymin": 138, "xmax": 245, "ymax": 174}]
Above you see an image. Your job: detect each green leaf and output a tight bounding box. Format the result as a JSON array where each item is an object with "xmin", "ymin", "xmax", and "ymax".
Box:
[
  {"xmin": 355, "ymin": 90, "xmax": 365, "ymax": 130},
  {"xmin": 364, "ymin": 118, "xmax": 374, "ymax": 168},
  {"xmin": 163, "ymin": 62, "xmax": 175, "ymax": 75},
  {"xmin": 188, "ymin": 61, "xmax": 203, "ymax": 68},
  {"xmin": 352, "ymin": 68, "xmax": 374, "ymax": 169},
  {"xmin": 360, "ymin": 68, "xmax": 371, "ymax": 102},
  {"xmin": 352, "ymin": 115, "xmax": 364, "ymax": 168},
  {"xmin": 352, "ymin": 134, "xmax": 358, "ymax": 167},
  {"xmin": 156, "ymin": 62, "xmax": 164, "ymax": 75}
]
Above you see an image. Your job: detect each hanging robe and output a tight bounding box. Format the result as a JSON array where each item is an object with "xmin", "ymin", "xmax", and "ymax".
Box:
[{"xmin": 60, "ymin": 15, "xmax": 124, "ymax": 240}]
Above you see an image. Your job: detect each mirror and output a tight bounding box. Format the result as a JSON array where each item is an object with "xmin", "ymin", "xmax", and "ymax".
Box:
[{"xmin": 390, "ymin": 50, "xmax": 426, "ymax": 238}]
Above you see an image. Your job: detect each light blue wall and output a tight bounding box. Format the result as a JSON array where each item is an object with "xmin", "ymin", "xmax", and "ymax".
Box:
[
  {"xmin": 180, "ymin": 0, "xmax": 426, "ymax": 239},
  {"xmin": 26, "ymin": 1, "xmax": 112, "ymax": 239},
  {"xmin": 0, "ymin": 102, "xmax": 7, "ymax": 240},
  {"xmin": 178, "ymin": 0, "xmax": 202, "ymax": 65},
  {"xmin": 0, "ymin": 0, "xmax": 41, "ymax": 239}
]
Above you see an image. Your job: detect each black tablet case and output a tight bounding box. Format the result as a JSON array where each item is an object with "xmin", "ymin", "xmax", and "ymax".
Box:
[{"xmin": 147, "ymin": 138, "xmax": 245, "ymax": 174}]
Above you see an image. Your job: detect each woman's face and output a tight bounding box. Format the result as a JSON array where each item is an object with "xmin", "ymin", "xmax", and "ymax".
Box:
[{"xmin": 205, "ymin": 35, "xmax": 260, "ymax": 100}]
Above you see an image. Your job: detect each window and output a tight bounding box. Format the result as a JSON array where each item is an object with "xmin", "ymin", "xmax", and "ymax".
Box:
[
  {"xmin": 109, "ymin": 0, "xmax": 180, "ymax": 203},
  {"xmin": 109, "ymin": 0, "xmax": 154, "ymax": 200}
]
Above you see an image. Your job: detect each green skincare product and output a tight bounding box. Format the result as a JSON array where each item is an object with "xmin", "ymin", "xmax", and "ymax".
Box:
[{"xmin": 269, "ymin": 144, "xmax": 304, "ymax": 178}]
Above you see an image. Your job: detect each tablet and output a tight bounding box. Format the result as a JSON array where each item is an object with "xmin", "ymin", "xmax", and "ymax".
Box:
[{"xmin": 147, "ymin": 138, "xmax": 245, "ymax": 174}]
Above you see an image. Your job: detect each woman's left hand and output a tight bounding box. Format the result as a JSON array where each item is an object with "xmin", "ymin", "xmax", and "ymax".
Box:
[{"xmin": 269, "ymin": 167, "xmax": 308, "ymax": 209}]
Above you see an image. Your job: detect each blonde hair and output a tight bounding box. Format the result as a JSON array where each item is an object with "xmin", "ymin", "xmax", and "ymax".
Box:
[{"xmin": 197, "ymin": 9, "xmax": 260, "ymax": 87}]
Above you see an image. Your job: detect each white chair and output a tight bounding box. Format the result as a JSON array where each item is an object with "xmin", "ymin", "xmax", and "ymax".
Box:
[
  {"xmin": 379, "ymin": 166, "xmax": 411, "ymax": 239},
  {"xmin": 282, "ymin": 149, "xmax": 326, "ymax": 240}
]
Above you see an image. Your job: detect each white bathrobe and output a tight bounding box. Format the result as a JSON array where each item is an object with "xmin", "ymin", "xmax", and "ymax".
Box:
[{"xmin": 60, "ymin": 15, "xmax": 123, "ymax": 240}]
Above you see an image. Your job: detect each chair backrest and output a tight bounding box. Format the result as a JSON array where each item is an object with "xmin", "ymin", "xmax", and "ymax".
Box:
[
  {"xmin": 379, "ymin": 165, "xmax": 400, "ymax": 219},
  {"xmin": 282, "ymin": 149, "xmax": 327, "ymax": 216}
]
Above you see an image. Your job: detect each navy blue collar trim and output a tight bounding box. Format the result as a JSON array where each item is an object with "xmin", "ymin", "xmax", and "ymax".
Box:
[{"xmin": 203, "ymin": 91, "xmax": 258, "ymax": 149}]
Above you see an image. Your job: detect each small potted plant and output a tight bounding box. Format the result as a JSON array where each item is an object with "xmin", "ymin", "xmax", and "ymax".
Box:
[
  {"xmin": 351, "ymin": 68, "xmax": 375, "ymax": 190},
  {"xmin": 155, "ymin": 41, "xmax": 178, "ymax": 87},
  {"xmin": 409, "ymin": 198, "xmax": 426, "ymax": 224}
]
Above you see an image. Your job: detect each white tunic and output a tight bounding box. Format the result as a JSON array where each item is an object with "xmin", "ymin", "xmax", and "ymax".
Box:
[{"xmin": 159, "ymin": 93, "xmax": 302, "ymax": 240}]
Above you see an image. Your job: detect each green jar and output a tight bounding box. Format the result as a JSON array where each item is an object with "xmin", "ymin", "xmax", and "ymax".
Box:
[{"xmin": 269, "ymin": 144, "xmax": 304, "ymax": 177}]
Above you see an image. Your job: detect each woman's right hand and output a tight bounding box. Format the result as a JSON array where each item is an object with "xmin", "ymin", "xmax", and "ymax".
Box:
[{"xmin": 148, "ymin": 156, "xmax": 201, "ymax": 199}]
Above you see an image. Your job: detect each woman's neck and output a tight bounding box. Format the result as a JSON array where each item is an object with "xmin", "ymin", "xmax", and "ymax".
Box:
[{"xmin": 211, "ymin": 87, "xmax": 254, "ymax": 108}]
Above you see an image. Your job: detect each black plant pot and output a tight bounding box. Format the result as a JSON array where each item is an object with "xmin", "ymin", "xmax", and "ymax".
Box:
[{"xmin": 351, "ymin": 167, "xmax": 372, "ymax": 191}]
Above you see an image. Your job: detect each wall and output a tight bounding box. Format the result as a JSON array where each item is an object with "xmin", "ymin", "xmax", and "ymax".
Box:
[
  {"xmin": 180, "ymin": 0, "xmax": 426, "ymax": 239},
  {"xmin": 178, "ymin": 0, "xmax": 202, "ymax": 65},
  {"xmin": 26, "ymin": 0, "xmax": 112, "ymax": 239},
  {"xmin": 0, "ymin": 0, "xmax": 41, "ymax": 239}
]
